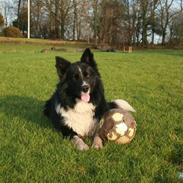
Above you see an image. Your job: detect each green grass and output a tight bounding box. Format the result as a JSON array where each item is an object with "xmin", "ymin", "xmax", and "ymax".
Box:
[{"xmin": 0, "ymin": 42, "xmax": 183, "ymax": 183}]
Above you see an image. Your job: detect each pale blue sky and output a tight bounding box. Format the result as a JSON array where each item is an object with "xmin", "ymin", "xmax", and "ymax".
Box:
[{"xmin": 0, "ymin": 0, "xmax": 16, "ymax": 25}]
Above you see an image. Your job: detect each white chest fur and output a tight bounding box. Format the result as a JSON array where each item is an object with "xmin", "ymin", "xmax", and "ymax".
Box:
[{"xmin": 59, "ymin": 101, "xmax": 96, "ymax": 137}]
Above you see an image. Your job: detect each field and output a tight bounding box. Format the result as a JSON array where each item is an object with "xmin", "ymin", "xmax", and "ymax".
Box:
[{"xmin": 0, "ymin": 41, "xmax": 183, "ymax": 182}]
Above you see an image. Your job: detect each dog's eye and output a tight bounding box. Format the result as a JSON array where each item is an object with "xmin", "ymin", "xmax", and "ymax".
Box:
[
  {"xmin": 74, "ymin": 74, "xmax": 80, "ymax": 80},
  {"xmin": 83, "ymin": 71, "xmax": 89, "ymax": 78}
]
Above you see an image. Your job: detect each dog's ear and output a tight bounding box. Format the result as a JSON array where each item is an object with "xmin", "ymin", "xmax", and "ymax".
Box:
[
  {"xmin": 80, "ymin": 48, "xmax": 98, "ymax": 72},
  {"xmin": 55, "ymin": 56, "xmax": 71, "ymax": 79}
]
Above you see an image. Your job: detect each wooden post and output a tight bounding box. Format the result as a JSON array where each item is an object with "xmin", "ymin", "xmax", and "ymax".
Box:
[{"xmin": 128, "ymin": 46, "xmax": 132, "ymax": 53}]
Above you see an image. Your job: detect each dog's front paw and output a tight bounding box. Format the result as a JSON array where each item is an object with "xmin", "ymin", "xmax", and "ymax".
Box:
[
  {"xmin": 92, "ymin": 136, "xmax": 103, "ymax": 150},
  {"xmin": 72, "ymin": 136, "xmax": 89, "ymax": 151},
  {"xmin": 76, "ymin": 142, "xmax": 89, "ymax": 151}
]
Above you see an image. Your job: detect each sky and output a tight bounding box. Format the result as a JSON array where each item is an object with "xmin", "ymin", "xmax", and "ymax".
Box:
[{"xmin": 0, "ymin": 0, "xmax": 17, "ymax": 25}]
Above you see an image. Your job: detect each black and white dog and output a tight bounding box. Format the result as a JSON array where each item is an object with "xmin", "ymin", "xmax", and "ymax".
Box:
[{"xmin": 44, "ymin": 48, "xmax": 135, "ymax": 150}]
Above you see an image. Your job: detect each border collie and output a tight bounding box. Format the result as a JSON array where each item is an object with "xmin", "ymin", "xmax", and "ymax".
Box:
[{"xmin": 44, "ymin": 48, "xmax": 135, "ymax": 150}]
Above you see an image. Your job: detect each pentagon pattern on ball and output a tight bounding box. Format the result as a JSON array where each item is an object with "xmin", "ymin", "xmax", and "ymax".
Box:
[
  {"xmin": 98, "ymin": 108, "xmax": 136, "ymax": 144},
  {"xmin": 112, "ymin": 112, "xmax": 123, "ymax": 121}
]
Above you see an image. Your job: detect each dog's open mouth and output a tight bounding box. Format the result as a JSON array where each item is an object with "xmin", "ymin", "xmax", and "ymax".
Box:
[{"xmin": 81, "ymin": 92, "xmax": 90, "ymax": 102}]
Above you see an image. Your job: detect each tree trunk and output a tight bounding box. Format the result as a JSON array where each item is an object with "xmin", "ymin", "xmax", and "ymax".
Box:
[
  {"xmin": 72, "ymin": 0, "xmax": 77, "ymax": 40},
  {"xmin": 127, "ymin": 0, "xmax": 132, "ymax": 45},
  {"xmin": 93, "ymin": 0, "xmax": 98, "ymax": 45},
  {"xmin": 142, "ymin": 16, "xmax": 148, "ymax": 46},
  {"xmin": 17, "ymin": 0, "xmax": 21, "ymax": 27},
  {"xmin": 77, "ymin": 20, "xmax": 81, "ymax": 40},
  {"xmin": 160, "ymin": 0, "xmax": 174, "ymax": 45},
  {"xmin": 55, "ymin": 0, "xmax": 59, "ymax": 39},
  {"xmin": 61, "ymin": 21, "xmax": 65, "ymax": 39},
  {"xmin": 141, "ymin": 0, "xmax": 148, "ymax": 46},
  {"xmin": 151, "ymin": 1, "xmax": 156, "ymax": 44},
  {"xmin": 151, "ymin": 30, "xmax": 154, "ymax": 44},
  {"xmin": 162, "ymin": 29, "xmax": 166, "ymax": 45}
]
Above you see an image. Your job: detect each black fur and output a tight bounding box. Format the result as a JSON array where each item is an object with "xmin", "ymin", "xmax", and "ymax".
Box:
[{"xmin": 44, "ymin": 48, "xmax": 109, "ymax": 139}]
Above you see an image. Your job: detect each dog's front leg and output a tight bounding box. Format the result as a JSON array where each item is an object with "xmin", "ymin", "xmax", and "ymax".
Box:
[
  {"xmin": 72, "ymin": 135, "xmax": 89, "ymax": 151},
  {"xmin": 92, "ymin": 134, "xmax": 103, "ymax": 150}
]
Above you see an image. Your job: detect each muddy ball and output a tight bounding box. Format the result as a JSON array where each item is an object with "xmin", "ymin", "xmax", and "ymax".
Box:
[{"xmin": 98, "ymin": 108, "xmax": 136, "ymax": 144}]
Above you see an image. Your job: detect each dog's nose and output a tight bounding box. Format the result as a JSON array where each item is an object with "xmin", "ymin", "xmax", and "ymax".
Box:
[{"xmin": 82, "ymin": 85, "xmax": 89, "ymax": 93}]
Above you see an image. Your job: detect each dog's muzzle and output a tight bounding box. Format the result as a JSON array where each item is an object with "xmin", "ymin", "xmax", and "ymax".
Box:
[
  {"xmin": 81, "ymin": 82, "xmax": 90, "ymax": 102},
  {"xmin": 82, "ymin": 84, "xmax": 89, "ymax": 93}
]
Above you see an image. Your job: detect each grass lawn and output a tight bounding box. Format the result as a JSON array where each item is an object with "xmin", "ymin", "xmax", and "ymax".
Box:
[{"xmin": 0, "ymin": 42, "xmax": 183, "ymax": 182}]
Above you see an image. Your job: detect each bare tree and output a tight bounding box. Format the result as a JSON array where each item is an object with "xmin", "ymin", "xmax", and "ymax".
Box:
[
  {"xmin": 159, "ymin": 0, "xmax": 174, "ymax": 45},
  {"xmin": 149, "ymin": 0, "xmax": 159, "ymax": 44},
  {"xmin": 91, "ymin": 0, "xmax": 101, "ymax": 45},
  {"xmin": 17, "ymin": 0, "xmax": 21, "ymax": 27},
  {"xmin": 98, "ymin": 0, "xmax": 125, "ymax": 47},
  {"xmin": 30, "ymin": 0, "xmax": 45, "ymax": 37},
  {"xmin": 140, "ymin": 0, "xmax": 149, "ymax": 46},
  {"xmin": 55, "ymin": 0, "xmax": 60, "ymax": 38},
  {"xmin": 72, "ymin": 0, "xmax": 77, "ymax": 40}
]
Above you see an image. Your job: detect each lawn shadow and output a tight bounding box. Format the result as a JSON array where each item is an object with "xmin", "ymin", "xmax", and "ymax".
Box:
[
  {"xmin": 0, "ymin": 95, "xmax": 52, "ymax": 129},
  {"xmin": 168, "ymin": 142, "xmax": 183, "ymax": 170},
  {"xmin": 153, "ymin": 167, "xmax": 176, "ymax": 183},
  {"xmin": 153, "ymin": 142, "xmax": 183, "ymax": 183}
]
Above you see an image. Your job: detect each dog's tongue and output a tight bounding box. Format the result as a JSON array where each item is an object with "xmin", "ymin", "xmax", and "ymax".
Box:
[{"xmin": 81, "ymin": 93, "xmax": 90, "ymax": 102}]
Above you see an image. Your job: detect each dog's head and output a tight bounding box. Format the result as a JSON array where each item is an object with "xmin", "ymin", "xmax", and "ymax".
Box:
[{"xmin": 55, "ymin": 48, "xmax": 101, "ymax": 103}]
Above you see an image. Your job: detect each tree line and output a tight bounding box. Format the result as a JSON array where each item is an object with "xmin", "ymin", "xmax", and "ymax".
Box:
[{"xmin": 1, "ymin": 0, "xmax": 183, "ymax": 47}]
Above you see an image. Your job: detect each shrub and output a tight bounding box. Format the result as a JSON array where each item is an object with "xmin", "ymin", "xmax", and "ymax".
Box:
[
  {"xmin": 3, "ymin": 26, "xmax": 22, "ymax": 38},
  {"xmin": 0, "ymin": 13, "xmax": 4, "ymax": 26}
]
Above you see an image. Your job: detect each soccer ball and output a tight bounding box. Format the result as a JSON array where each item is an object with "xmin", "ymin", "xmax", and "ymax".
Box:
[{"xmin": 98, "ymin": 108, "xmax": 136, "ymax": 144}]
